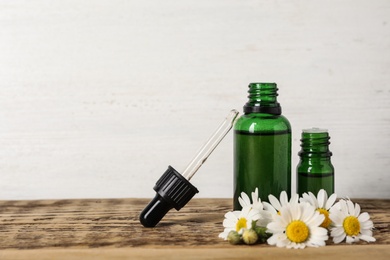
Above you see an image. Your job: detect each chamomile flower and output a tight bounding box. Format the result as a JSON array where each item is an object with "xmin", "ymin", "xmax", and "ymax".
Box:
[
  {"xmin": 267, "ymin": 203, "xmax": 328, "ymax": 249},
  {"xmin": 238, "ymin": 188, "xmax": 272, "ymax": 227},
  {"xmin": 263, "ymin": 191, "xmax": 299, "ymax": 215},
  {"xmin": 329, "ymin": 199, "xmax": 375, "ymax": 244},
  {"xmin": 238, "ymin": 188, "xmax": 263, "ymax": 211},
  {"xmin": 300, "ymin": 189, "xmax": 337, "ymax": 229},
  {"xmin": 218, "ymin": 206, "xmax": 261, "ymax": 240}
]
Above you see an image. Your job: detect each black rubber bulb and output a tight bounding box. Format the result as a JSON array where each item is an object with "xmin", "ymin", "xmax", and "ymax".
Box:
[
  {"xmin": 140, "ymin": 194, "xmax": 172, "ymax": 227},
  {"xmin": 139, "ymin": 166, "xmax": 198, "ymax": 227}
]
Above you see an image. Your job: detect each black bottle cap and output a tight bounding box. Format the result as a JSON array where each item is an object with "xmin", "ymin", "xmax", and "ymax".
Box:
[{"xmin": 139, "ymin": 166, "xmax": 199, "ymax": 227}]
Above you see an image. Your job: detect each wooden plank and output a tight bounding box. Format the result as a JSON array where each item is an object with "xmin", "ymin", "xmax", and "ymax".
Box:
[
  {"xmin": 0, "ymin": 245, "xmax": 389, "ymax": 260},
  {"xmin": 0, "ymin": 198, "xmax": 388, "ymax": 250}
]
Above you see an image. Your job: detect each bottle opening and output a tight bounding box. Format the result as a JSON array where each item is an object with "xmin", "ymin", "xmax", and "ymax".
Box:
[
  {"xmin": 302, "ymin": 127, "xmax": 328, "ymax": 134},
  {"xmin": 244, "ymin": 82, "xmax": 281, "ymax": 115}
]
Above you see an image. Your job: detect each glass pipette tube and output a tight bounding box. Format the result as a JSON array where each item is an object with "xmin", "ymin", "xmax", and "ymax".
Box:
[{"xmin": 181, "ymin": 109, "xmax": 239, "ymax": 180}]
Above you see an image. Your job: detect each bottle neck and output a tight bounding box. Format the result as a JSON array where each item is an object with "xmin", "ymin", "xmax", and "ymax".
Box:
[
  {"xmin": 298, "ymin": 130, "xmax": 332, "ymax": 158},
  {"xmin": 243, "ymin": 83, "xmax": 281, "ymax": 115}
]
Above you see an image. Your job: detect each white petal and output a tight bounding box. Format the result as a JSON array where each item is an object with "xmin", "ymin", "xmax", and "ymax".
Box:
[
  {"xmin": 251, "ymin": 188, "xmax": 259, "ymax": 203},
  {"xmin": 317, "ymin": 189, "xmax": 327, "ymax": 209},
  {"xmin": 279, "ymin": 237, "xmax": 290, "ymax": 248},
  {"xmin": 308, "ymin": 236, "xmax": 327, "ymax": 247},
  {"xmin": 280, "ymin": 206, "xmax": 292, "ymax": 223},
  {"xmin": 306, "ymin": 242, "xmax": 319, "ymax": 248},
  {"xmin": 240, "ymin": 192, "xmax": 251, "ymax": 207},
  {"xmin": 346, "ymin": 235, "xmax": 357, "ymax": 244},
  {"xmin": 295, "ymin": 243, "xmax": 305, "ymax": 249},
  {"xmin": 247, "ymin": 208, "xmax": 261, "ymax": 221},
  {"xmin": 218, "ymin": 231, "xmax": 229, "ymax": 240},
  {"xmin": 310, "ymin": 237, "xmax": 328, "ymax": 245},
  {"xmin": 220, "ymin": 227, "xmax": 238, "ymax": 239},
  {"xmin": 232, "ymin": 210, "xmax": 241, "ymax": 218},
  {"xmin": 309, "ymin": 192, "xmax": 319, "ymax": 208},
  {"xmin": 354, "ymin": 202, "xmax": 361, "ymax": 217},
  {"xmin": 333, "ymin": 233, "xmax": 346, "ymax": 244},
  {"xmin": 310, "ymin": 226, "xmax": 328, "ymax": 237},
  {"xmin": 325, "ymin": 193, "xmax": 338, "ymax": 210},
  {"xmin": 360, "ymin": 228, "xmax": 373, "ymax": 237},
  {"xmin": 329, "ymin": 201, "xmax": 341, "ymax": 213},
  {"xmin": 280, "ymin": 191, "xmax": 288, "ymax": 206},
  {"xmin": 358, "ymin": 212, "xmax": 370, "ymax": 222},
  {"xmin": 360, "ymin": 220, "xmax": 374, "ymax": 230},
  {"xmin": 308, "ymin": 213, "xmax": 325, "ymax": 227},
  {"xmin": 302, "ymin": 192, "xmax": 311, "ymax": 201},
  {"xmin": 267, "ymin": 234, "xmax": 278, "ymax": 245},
  {"xmin": 224, "ymin": 211, "xmax": 238, "ymax": 221},
  {"xmin": 238, "ymin": 197, "xmax": 247, "ymax": 208},
  {"xmin": 290, "ymin": 193, "xmax": 299, "ymax": 205},
  {"xmin": 277, "ymin": 236, "xmax": 289, "ymax": 248},
  {"xmin": 267, "ymin": 222, "xmax": 285, "ymax": 233},
  {"xmin": 263, "ymin": 202, "xmax": 277, "ymax": 214},
  {"xmin": 290, "ymin": 202, "xmax": 301, "ymax": 220},
  {"xmin": 346, "ymin": 200, "xmax": 355, "ymax": 215},
  {"xmin": 331, "ymin": 227, "xmax": 345, "ymax": 237},
  {"xmin": 253, "ymin": 201, "xmax": 264, "ymax": 211},
  {"xmin": 240, "ymin": 206, "xmax": 251, "ymax": 217},
  {"xmin": 257, "ymin": 217, "xmax": 271, "ymax": 228},
  {"xmin": 237, "ymin": 228, "xmax": 245, "ymax": 235},
  {"xmin": 274, "ymin": 214, "xmax": 289, "ymax": 228},
  {"xmin": 246, "ymin": 219, "xmax": 253, "ymax": 229},
  {"xmin": 269, "ymin": 194, "xmax": 282, "ymax": 210},
  {"xmin": 268, "ymin": 233, "xmax": 287, "ymax": 246},
  {"xmin": 338, "ymin": 200, "xmax": 350, "ymax": 219},
  {"xmin": 310, "ymin": 236, "xmax": 328, "ymax": 245},
  {"xmin": 359, "ymin": 234, "xmax": 376, "ymax": 243},
  {"xmin": 286, "ymin": 242, "xmax": 297, "ymax": 249},
  {"xmin": 329, "ymin": 210, "xmax": 345, "ymax": 225},
  {"xmin": 301, "ymin": 193, "xmax": 314, "ymax": 206},
  {"xmin": 301, "ymin": 204, "xmax": 315, "ymax": 223},
  {"xmin": 260, "ymin": 210, "xmax": 273, "ymax": 220},
  {"xmin": 222, "ymin": 218, "xmax": 236, "ymax": 228}
]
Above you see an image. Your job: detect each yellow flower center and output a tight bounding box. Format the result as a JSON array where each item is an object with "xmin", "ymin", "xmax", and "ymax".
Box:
[
  {"xmin": 286, "ymin": 220, "xmax": 310, "ymax": 243},
  {"xmin": 317, "ymin": 208, "xmax": 331, "ymax": 228},
  {"xmin": 236, "ymin": 217, "xmax": 247, "ymax": 232},
  {"xmin": 343, "ymin": 216, "xmax": 360, "ymax": 236}
]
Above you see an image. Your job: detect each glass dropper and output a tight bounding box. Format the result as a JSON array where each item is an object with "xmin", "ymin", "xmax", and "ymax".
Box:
[
  {"xmin": 182, "ymin": 109, "xmax": 239, "ymax": 180},
  {"xmin": 139, "ymin": 109, "xmax": 239, "ymax": 227}
]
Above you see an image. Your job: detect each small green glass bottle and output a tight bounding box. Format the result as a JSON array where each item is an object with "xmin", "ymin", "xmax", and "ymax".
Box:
[
  {"xmin": 233, "ymin": 83, "xmax": 291, "ymax": 210},
  {"xmin": 296, "ymin": 128, "xmax": 334, "ymax": 197}
]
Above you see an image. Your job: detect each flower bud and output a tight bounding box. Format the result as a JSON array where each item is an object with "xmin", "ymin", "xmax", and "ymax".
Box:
[
  {"xmin": 227, "ymin": 231, "xmax": 241, "ymax": 245},
  {"xmin": 254, "ymin": 226, "xmax": 271, "ymax": 243},
  {"xmin": 242, "ymin": 229, "xmax": 258, "ymax": 245}
]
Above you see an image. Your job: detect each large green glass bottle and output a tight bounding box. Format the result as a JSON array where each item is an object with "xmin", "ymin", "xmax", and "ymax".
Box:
[
  {"xmin": 233, "ymin": 83, "xmax": 291, "ymax": 210},
  {"xmin": 296, "ymin": 128, "xmax": 334, "ymax": 197}
]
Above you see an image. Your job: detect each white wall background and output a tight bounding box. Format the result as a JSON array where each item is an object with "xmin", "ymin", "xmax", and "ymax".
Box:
[{"xmin": 1, "ymin": 0, "xmax": 389, "ymax": 200}]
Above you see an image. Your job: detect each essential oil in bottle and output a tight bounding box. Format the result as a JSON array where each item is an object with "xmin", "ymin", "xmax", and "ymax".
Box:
[
  {"xmin": 233, "ymin": 83, "xmax": 291, "ymax": 210},
  {"xmin": 296, "ymin": 128, "xmax": 334, "ymax": 197}
]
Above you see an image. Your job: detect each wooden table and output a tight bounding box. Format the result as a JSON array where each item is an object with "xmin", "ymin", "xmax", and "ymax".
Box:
[{"xmin": 0, "ymin": 198, "xmax": 389, "ymax": 259}]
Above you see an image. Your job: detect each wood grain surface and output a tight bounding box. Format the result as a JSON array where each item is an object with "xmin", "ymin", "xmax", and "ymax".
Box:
[{"xmin": 0, "ymin": 198, "xmax": 389, "ymax": 259}]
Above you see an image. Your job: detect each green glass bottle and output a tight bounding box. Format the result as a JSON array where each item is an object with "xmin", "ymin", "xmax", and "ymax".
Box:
[
  {"xmin": 233, "ymin": 83, "xmax": 291, "ymax": 210},
  {"xmin": 296, "ymin": 128, "xmax": 334, "ymax": 197}
]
